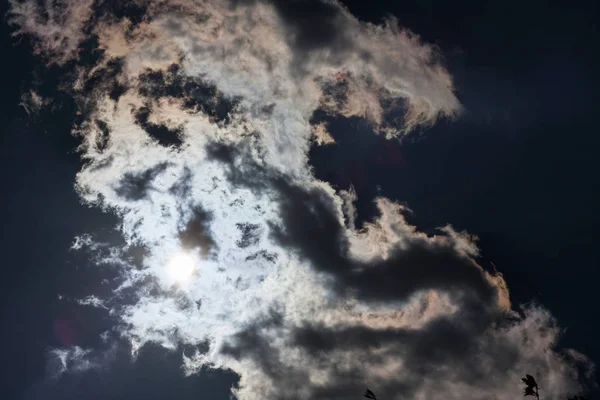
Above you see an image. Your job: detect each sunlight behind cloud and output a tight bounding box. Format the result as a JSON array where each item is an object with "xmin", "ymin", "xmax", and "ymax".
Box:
[
  {"xmin": 7, "ymin": 0, "xmax": 594, "ymax": 398},
  {"xmin": 167, "ymin": 253, "xmax": 196, "ymax": 283}
]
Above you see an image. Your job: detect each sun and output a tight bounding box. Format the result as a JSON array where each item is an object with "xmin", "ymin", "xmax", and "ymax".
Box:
[{"xmin": 167, "ymin": 253, "xmax": 196, "ymax": 282}]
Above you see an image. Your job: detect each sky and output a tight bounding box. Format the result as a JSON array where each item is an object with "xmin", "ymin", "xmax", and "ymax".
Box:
[{"xmin": 0, "ymin": 1, "xmax": 598, "ymax": 400}]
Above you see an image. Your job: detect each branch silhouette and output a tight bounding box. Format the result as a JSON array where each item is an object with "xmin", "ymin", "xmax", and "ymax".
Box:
[
  {"xmin": 362, "ymin": 374, "xmax": 589, "ymax": 399},
  {"xmin": 522, "ymin": 374, "xmax": 540, "ymax": 400}
]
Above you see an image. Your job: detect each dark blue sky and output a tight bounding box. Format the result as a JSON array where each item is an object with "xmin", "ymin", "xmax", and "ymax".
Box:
[
  {"xmin": 1, "ymin": 0, "xmax": 598, "ymax": 399},
  {"xmin": 314, "ymin": 0, "xmax": 599, "ymax": 359},
  {"xmin": 314, "ymin": 0, "xmax": 600, "ymax": 386}
]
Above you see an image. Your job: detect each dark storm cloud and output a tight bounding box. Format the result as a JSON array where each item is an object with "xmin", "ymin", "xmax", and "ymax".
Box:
[
  {"xmin": 269, "ymin": 0, "xmax": 349, "ymax": 52},
  {"xmin": 115, "ymin": 162, "xmax": 170, "ymax": 201},
  {"xmin": 220, "ymin": 310, "xmax": 314, "ymax": 396},
  {"xmin": 236, "ymin": 223, "xmax": 262, "ymax": 248},
  {"xmin": 81, "ymin": 57, "xmax": 125, "ymax": 96},
  {"xmin": 290, "ymin": 318, "xmax": 521, "ymax": 374},
  {"xmin": 137, "ymin": 66, "xmax": 239, "ymax": 125},
  {"xmin": 278, "ymin": 183, "xmax": 495, "ymax": 307},
  {"xmin": 232, "ymin": 0, "xmax": 352, "ymax": 58},
  {"xmin": 221, "ymin": 308, "xmax": 284, "ymax": 361},
  {"xmin": 178, "ymin": 207, "xmax": 216, "ymax": 257},
  {"xmin": 223, "ymin": 310, "xmax": 516, "ymax": 399},
  {"xmin": 94, "ymin": 119, "xmax": 110, "ymax": 152},
  {"xmin": 205, "ymin": 139, "xmax": 516, "ymax": 399},
  {"xmin": 134, "ymin": 106, "xmax": 184, "ymax": 147},
  {"xmin": 205, "ymin": 142, "xmax": 273, "ymax": 191},
  {"xmin": 244, "ymin": 249, "xmax": 278, "ymax": 263},
  {"xmin": 208, "ymin": 141, "xmax": 499, "ymax": 310},
  {"xmin": 169, "ymin": 166, "xmax": 193, "ymax": 198},
  {"xmin": 289, "ymin": 322, "xmax": 473, "ymax": 398},
  {"xmin": 273, "ymin": 180, "xmax": 498, "ymax": 308}
]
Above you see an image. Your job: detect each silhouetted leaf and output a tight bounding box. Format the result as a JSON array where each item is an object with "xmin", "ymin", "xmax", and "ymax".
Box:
[
  {"xmin": 524, "ymin": 387, "xmax": 537, "ymax": 397},
  {"xmin": 522, "ymin": 374, "xmax": 539, "ymax": 398},
  {"xmin": 526, "ymin": 375, "xmax": 538, "ymax": 388}
]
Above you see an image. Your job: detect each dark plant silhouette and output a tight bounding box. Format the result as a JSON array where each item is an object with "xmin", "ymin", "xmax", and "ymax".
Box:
[
  {"xmin": 522, "ymin": 374, "xmax": 540, "ymax": 399},
  {"xmin": 363, "ymin": 375, "xmax": 588, "ymax": 399}
]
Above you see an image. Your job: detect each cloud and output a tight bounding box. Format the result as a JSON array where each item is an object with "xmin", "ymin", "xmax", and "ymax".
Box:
[
  {"xmin": 311, "ymin": 122, "xmax": 335, "ymax": 145},
  {"xmin": 10, "ymin": 0, "xmax": 593, "ymax": 399},
  {"xmin": 46, "ymin": 345, "xmax": 116, "ymax": 380},
  {"xmin": 20, "ymin": 89, "xmax": 51, "ymax": 115},
  {"xmin": 114, "ymin": 162, "xmax": 171, "ymax": 201},
  {"xmin": 8, "ymin": 0, "xmax": 94, "ymax": 65}
]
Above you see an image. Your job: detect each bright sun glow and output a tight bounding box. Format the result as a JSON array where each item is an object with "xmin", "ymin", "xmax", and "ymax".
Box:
[{"xmin": 168, "ymin": 253, "xmax": 196, "ymax": 282}]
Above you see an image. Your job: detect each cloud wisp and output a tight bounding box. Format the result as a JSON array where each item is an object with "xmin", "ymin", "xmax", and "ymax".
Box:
[{"xmin": 9, "ymin": 0, "xmax": 593, "ymax": 399}]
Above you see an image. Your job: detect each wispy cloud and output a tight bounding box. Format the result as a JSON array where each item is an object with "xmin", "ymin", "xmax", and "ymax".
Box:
[{"xmin": 8, "ymin": 0, "xmax": 94, "ymax": 65}]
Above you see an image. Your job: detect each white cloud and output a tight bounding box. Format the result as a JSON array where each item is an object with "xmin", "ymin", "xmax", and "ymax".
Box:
[
  {"xmin": 10, "ymin": 0, "xmax": 593, "ymax": 399},
  {"xmin": 46, "ymin": 345, "xmax": 115, "ymax": 379},
  {"xmin": 9, "ymin": 0, "xmax": 94, "ymax": 65}
]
